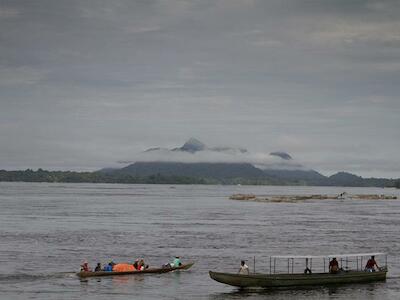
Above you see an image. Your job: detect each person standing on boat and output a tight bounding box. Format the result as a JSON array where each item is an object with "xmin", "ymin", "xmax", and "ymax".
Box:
[
  {"xmin": 365, "ymin": 256, "xmax": 379, "ymax": 272},
  {"xmin": 238, "ymin": 260, "xmax": 249, "ymax": 275},
  {"xmin": 329, "ymin": 258, "xmax": 339, "ymax": 274},
  {"xmin": 304, "ymin": 258, "xmax": 312, "ymax": 274}
]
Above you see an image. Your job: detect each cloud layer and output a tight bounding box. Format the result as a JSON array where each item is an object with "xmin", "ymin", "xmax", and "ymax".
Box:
[
  {"xmin": 120, "ymin": 145, "xmax": 306, "ymax": 171},
  {"xmin": 0, "ymin": 0, "xmax": 399, "ymax": 177}
]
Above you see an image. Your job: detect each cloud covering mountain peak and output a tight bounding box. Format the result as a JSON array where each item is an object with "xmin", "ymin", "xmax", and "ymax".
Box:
[
  {"xmin": 121, "ymin": 139, "xmax": 308, "ymax": 171},
  {"xmin": 172, "ymin": 137, "xmax": 206, "ymax": 153}
]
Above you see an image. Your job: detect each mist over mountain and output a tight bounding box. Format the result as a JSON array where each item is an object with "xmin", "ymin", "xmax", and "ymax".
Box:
[
  {"xmin": 1, "ymin": 139, "xmax": 396, "ymax": 187},
  {"xmin": 96, "ymin": 139, "xmax": 397, "ymax": 187},
  {"xmin": 122, "ymin": 138, "xmax": 307, "ymax": 170}
]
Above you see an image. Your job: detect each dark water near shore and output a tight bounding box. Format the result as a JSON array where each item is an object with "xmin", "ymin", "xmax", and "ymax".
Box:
[{"xmin": 0, "ymin": 182, "xmax": 399, "ymax": 299}]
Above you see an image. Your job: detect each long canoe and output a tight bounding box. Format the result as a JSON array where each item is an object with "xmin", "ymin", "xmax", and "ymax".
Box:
[
  {"xmin": 209, "ymin": 269, "xmax": 387, "ymax": 288},
  {"xmin": 77, "ymin": 262, "xmax": 194, "ymax": 278}
]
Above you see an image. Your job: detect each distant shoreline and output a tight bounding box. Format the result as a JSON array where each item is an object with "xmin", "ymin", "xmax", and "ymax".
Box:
[{"xmin": 0, "ymin": 168, "xmax": 399, "ymax": 188}]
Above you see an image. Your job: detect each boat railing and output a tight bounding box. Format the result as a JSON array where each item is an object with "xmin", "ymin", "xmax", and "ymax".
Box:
[{"xmin": 262, "ymin": 253, "xmax": 388, "ymax": 275}]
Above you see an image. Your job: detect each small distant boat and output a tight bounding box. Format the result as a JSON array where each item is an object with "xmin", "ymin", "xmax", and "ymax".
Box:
[
  {"xmin": 210, "ymin": 253, "xmax": 387, "ymax": 289},
  {"xmin": 77, "ymin": 262, "xmax": 194, "ymax": 278}
]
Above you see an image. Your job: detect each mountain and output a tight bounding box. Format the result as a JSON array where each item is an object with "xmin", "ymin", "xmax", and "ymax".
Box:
[
  {"xmin": 92, "ymin": 139, "xmax": 400, "ymax": 187},
  {"xmin": 98, "ymin": 167, "xmax": 119, "ymax": 173},
  {"xmin": 263, "ymin": 169, "xmax": 329, "ymax": 185},
  {"xmin": 111, "ymin": 139, "xmax": 333, "ymax": 185},
  {"xmin": 328, "ymin": 172, "xmax": 365, "ymax": 186},
  {"xmin": 119, "ymin": 162, "xmax": 265, "ymax": 179},
  {"xmin": 0, "ymin": 141, "xmax": 396, "ymax": 186},
  {"xmin": 148, "ymin": 138, "xmax": 248, "ymax": 155},
  {"xmin": 173, "ymin": 138, "xmax": 206, "ymax": 153},
  {"xmin": 328, "ymin": 172, "xmax": 395, "ymax": 187}
]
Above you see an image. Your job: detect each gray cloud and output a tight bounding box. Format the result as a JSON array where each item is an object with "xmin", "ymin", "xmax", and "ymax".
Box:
[
  {"xmin": 0, "ymin": 0, "xmax": 399, "ymax": 177},
  {"xmin": 118, "ymin": 145, "xmax": 306, "ymax": 171}
]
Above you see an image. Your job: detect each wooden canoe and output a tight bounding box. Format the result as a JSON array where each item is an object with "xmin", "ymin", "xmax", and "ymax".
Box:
[
  {"xmin": 209, "ymin": 269, "xmax": 387, "ymax": 288},
  {"xmin": 77, "ymin": 262, "xmax": 194, "ymax": 278}
]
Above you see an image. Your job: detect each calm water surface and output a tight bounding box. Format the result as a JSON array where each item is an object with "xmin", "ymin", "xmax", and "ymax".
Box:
[{"xmin": 0, "ymin": 182, "xmax": 399, "ymax": 299}]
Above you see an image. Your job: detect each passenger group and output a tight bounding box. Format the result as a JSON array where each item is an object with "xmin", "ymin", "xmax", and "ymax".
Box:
[
  {"xmin": 234, "ymin": 255, "xmax": 381, "ymax": 276},
  {"xmin": 81, "ymin": 256, "xmax": 181, "ymax": 272},
  {"xmin": 328, "ymin": 256, "xmax": 380, "ymax": 274}
]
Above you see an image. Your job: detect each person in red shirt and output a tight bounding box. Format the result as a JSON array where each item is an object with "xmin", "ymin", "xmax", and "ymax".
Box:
[
  {"xmin": 80, "ymin": 261, "xmax": 90, "ymax": 272},
  {"xmin": 365, "ymin": 256, "xmax": 379, "ymax": 272}
]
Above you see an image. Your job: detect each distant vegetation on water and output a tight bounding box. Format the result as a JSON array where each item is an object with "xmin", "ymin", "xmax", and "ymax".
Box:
[
  {"xmin": 0, "ymin": 169, "xmax": 209, "ymax": 185},
  {"xmin": 0, "ymin": 167, "xmax": 399, "ymax": 187}
]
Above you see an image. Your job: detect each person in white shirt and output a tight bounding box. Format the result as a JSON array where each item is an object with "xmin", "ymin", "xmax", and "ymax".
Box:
[{"xmin": 238, "ymin": 260, "xmax": 249, "ymax": 275}]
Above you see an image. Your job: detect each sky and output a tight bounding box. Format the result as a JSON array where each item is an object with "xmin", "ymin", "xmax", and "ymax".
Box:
[{"xmin": 0, "ymin": 0, "xmax": 399, "ymax": 178}]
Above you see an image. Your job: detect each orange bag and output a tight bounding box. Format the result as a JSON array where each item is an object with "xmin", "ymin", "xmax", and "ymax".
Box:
[{"xmin": 113, "ymin": 264, "xmax": 135, "ymax": 272}]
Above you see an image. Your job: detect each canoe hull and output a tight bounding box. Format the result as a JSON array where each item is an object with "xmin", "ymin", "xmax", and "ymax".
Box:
[
  {"xmin": 77, "ymin": 262, "xmax": 194, "ymax": 278},
  {"xmin": 209, "ymin": 270, "xmax": 387, "ymax": 288}
]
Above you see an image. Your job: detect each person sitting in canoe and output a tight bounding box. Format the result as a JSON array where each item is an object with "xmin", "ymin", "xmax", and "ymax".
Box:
[
  {"xmin": 103, "ymin": 261, "xmax": 115, "ymax": 271},
  {"xmin": 94, "ymin": 263, "xmax": 102, "ymax": 272},
  {"xmin": 365, "ymin": 256, "xmax": 379, "ymax": 272},
  {"xmin": 171, "ymin": 256, "xmax": 182, "ymax": 267},
  {"xmin": 133, "ymin": 260, "xmax": 139, "ymax": 270},
  {"xmin": 174, "ymin": 256, "xmax": 182, "ymax": 267},
  {"xmin": 329, "ymin": 258, "xmax": 339, "ymax": 274},
  {"xmin": 161, "ymin": 257, "xmax": 181, "ymax": 269},
  {"xmin": 138, "ymin": 259, "xmax": 147, "ymax": 270},
  {"xmin": 80, "ymin": 261, "xmax": 91, "ymax": 272},
  {"xmin": 133, "ymin": 259, "xmax": 146, "ymax": 271},
  {"xmin": 238, "ymin": 260, "xmax": 249, "ymax": 275}
]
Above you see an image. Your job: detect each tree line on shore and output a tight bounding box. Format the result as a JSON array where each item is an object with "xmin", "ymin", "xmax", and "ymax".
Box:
[
  {"xmin": 0, "ymin": 168, "xmax": 399, "ymax": 187},
  {"xmin": 0, "ymin": 169, "xmax": 295, "ymax": 185},
  {"xmin": 0, "ymin": 169, "xmax": 208, "ymax": 184}
]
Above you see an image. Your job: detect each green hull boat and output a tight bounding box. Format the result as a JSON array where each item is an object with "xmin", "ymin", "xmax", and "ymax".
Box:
[
  {"xmin": 210, "ymin": 252, "xmax": 388, "ymax": 289},
  {"xmin": 209, "ymin": 269, "xmax": 387, "ymax": 288}
]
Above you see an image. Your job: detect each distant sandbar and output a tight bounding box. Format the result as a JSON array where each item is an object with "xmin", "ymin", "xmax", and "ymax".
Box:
[{"xmin": 229, "ymin": 193, "xmax": 397, "ymax": 203}]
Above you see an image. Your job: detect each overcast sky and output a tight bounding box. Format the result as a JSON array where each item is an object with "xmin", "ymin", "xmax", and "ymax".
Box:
[{"xmin": 1, "ymin": 0, "xmax": 399, "ymax": 177}]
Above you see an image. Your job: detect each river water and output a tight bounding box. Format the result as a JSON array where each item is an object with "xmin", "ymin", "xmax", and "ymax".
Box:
[{"xmin": 0, "ymin": 182, "xmax": 399, "ymax": 299}]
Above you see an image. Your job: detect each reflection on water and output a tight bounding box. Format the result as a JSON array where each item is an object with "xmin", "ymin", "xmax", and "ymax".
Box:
[
  {"xmin": 0, "ymin": 182, "xmax": 399, "ymax": 299},
  {"xmin": 112, "ymin": 274, "xmax": 145, "ymax": 286},
  {"xmin": 208, "ymin": 282, "xmax": 385, "ymax": 300},
  {"xmin": 171, "ymin": 271, "xmax": 182, "ymax": 287}
]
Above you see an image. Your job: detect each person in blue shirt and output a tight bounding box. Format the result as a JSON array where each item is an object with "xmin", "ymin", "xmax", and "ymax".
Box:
[{"xmin": 103, "ymin": 261, "xmax": 114, "ymax": 271}]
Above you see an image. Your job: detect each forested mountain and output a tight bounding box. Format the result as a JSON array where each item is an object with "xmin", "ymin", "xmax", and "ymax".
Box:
[{"xmin": 1, "ymin": 139, "xmax": 398, "ymax": 187}]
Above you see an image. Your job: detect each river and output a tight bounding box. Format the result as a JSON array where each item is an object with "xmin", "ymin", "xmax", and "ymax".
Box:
[{"xmin": 0, "ymin": 182, "xmax": 399, "ymax": 299}]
